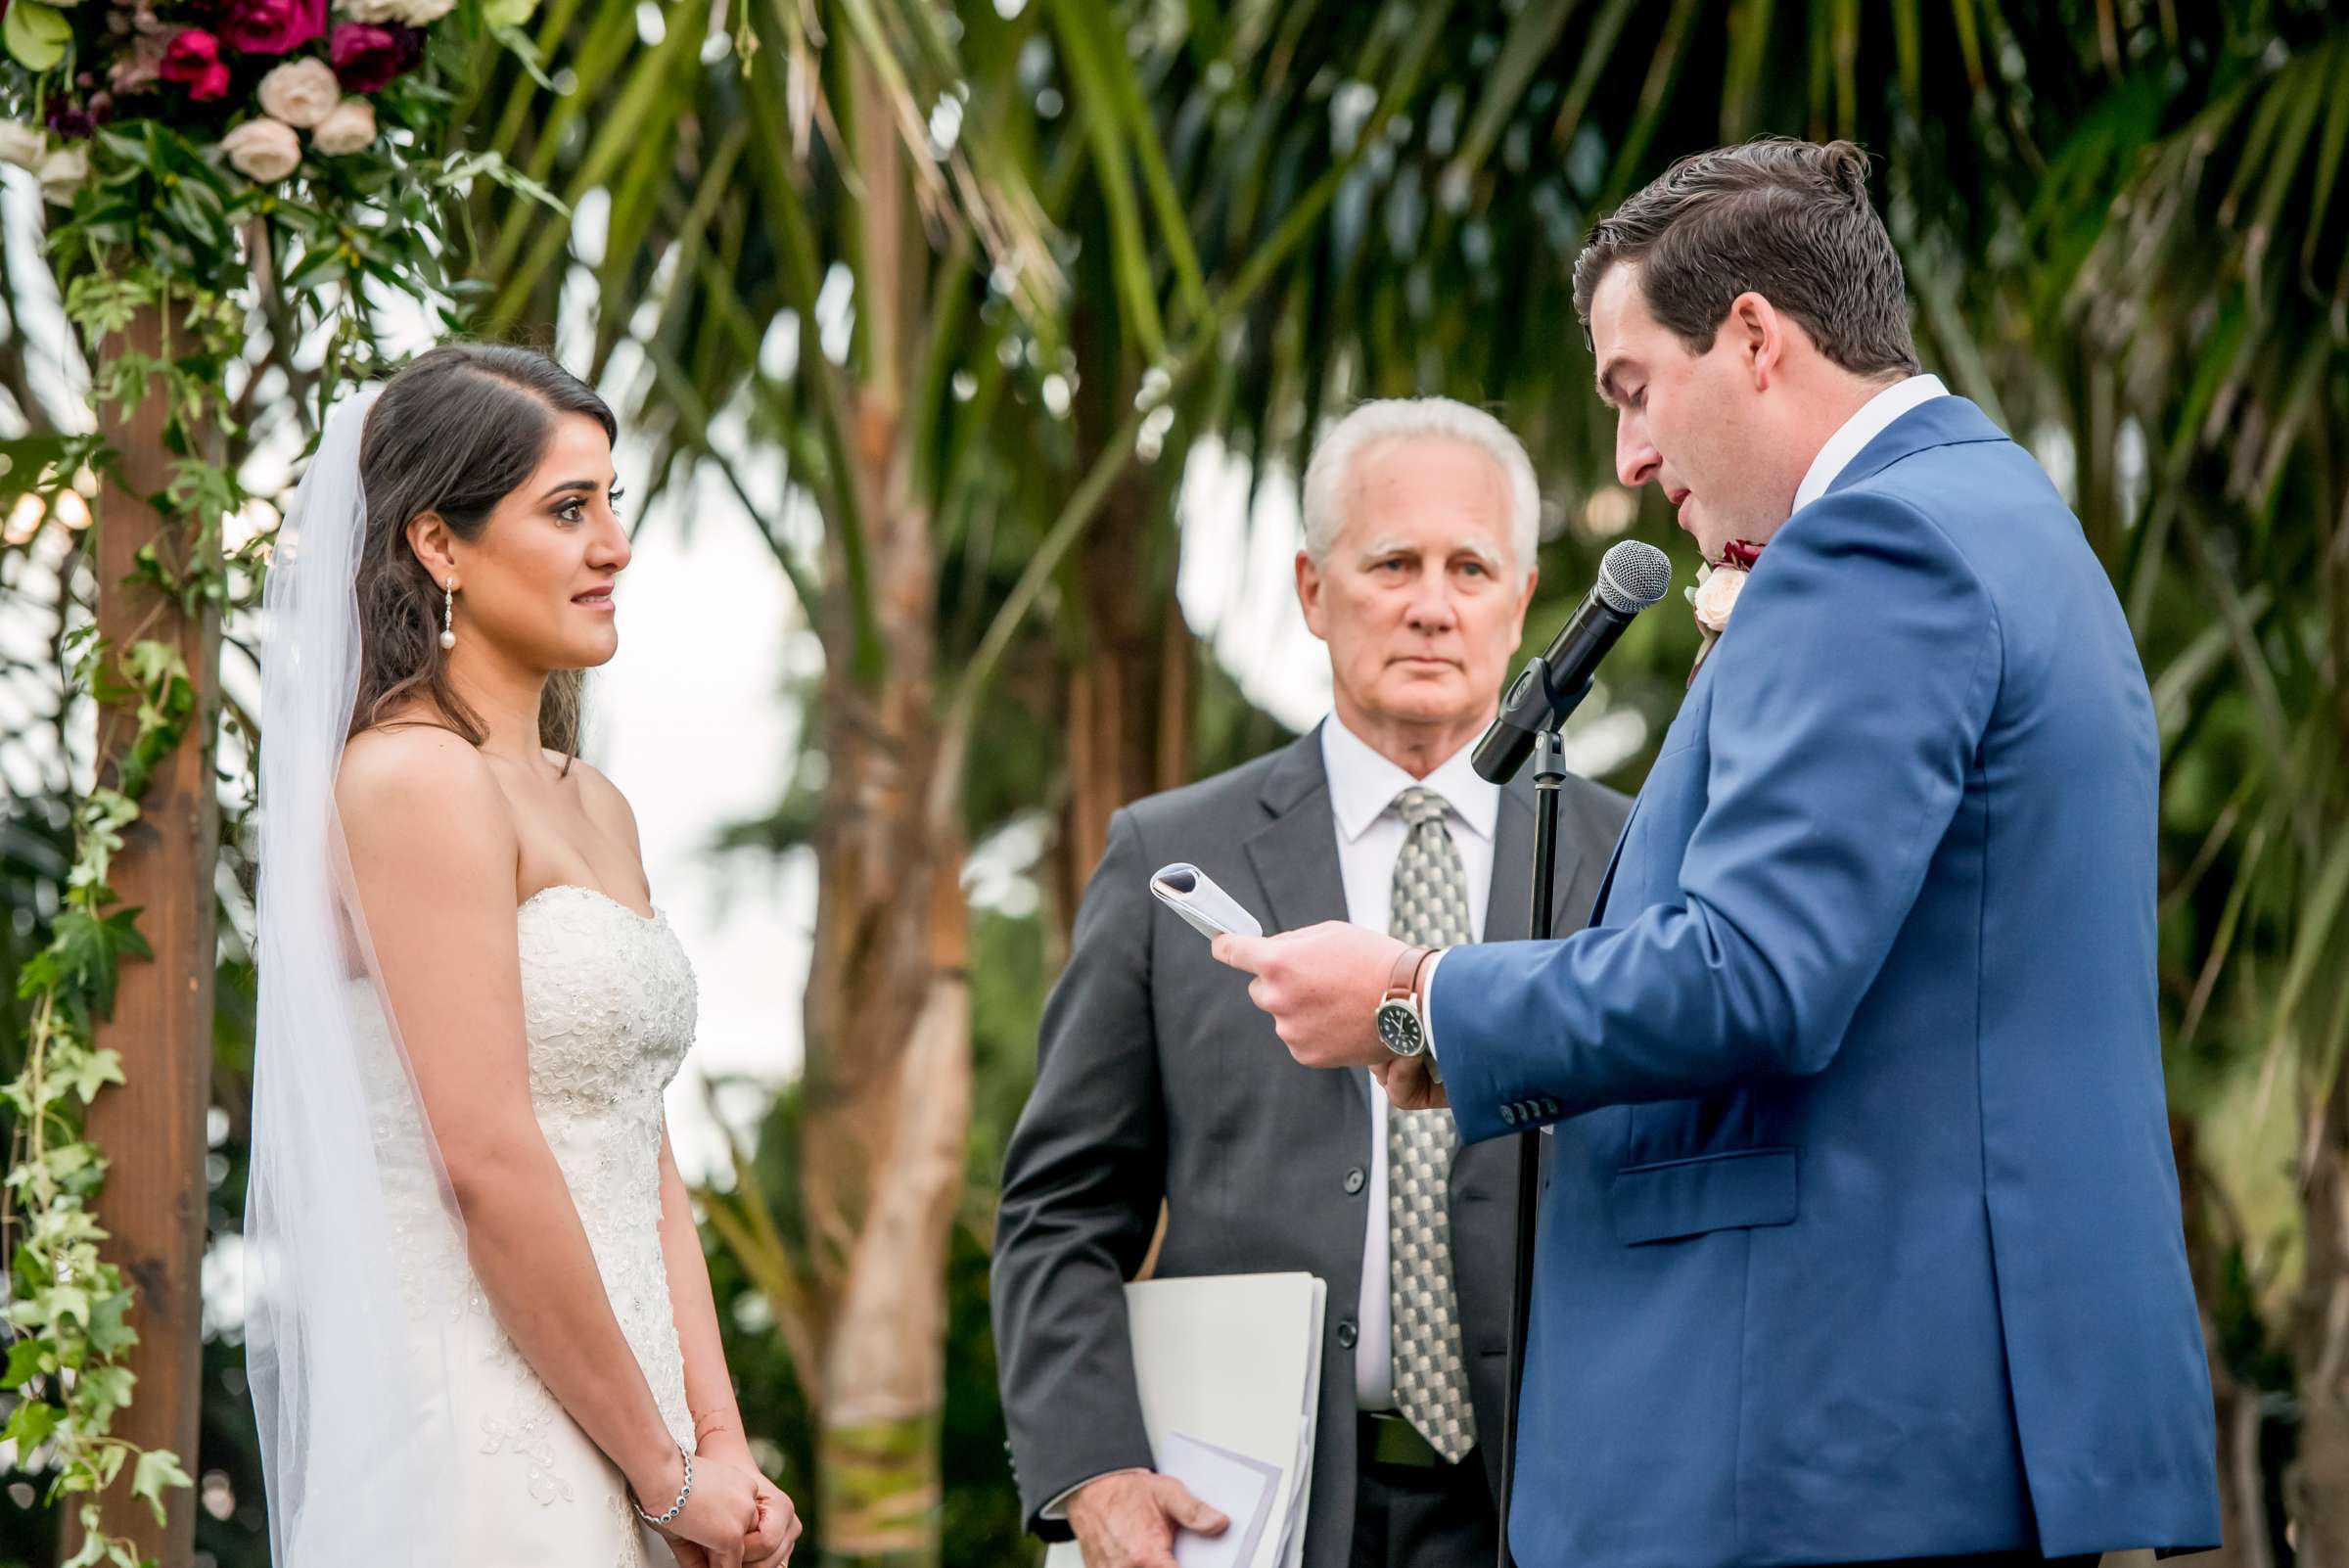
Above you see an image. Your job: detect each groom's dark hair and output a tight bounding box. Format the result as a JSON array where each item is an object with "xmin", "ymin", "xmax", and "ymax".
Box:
[{"xmin": 1572, "ymin": 138, "xmax": 1921, "ymax": 378}]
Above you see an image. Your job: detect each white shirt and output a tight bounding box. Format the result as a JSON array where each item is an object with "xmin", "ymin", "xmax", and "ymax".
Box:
[
  {"xmin": 1422, "ymin": 371, "xmax": 1952, "ymax": 1061},
  {"xmin": 1318, "ymin": 715, "xmax": 1498, "ymax": 1410},
  {"xmin": 1791, "ymin": 373, "xmax": 1949, "ymax": 514}
]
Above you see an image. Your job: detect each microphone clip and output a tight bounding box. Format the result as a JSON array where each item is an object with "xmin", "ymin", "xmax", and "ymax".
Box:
[{"xmin": 1471, "ymin": 652, "xmax": 1591, "ymax": 785}]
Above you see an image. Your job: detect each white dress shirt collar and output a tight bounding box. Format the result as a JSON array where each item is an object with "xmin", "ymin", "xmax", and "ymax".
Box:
[
  {"xmin": 1791, "ymin": 372, "xmax": 1949, "ymax": 516},
  {"xmin": 1319, "ymin": 714, "xmax": 1500, "ymax": 847}
]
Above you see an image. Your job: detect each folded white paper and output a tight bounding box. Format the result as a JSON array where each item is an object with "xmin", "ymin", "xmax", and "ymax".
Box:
[
  {"xmin": 1041, "ymin": 1272, "xmax": 1326, "ymax": 1568},
  {"xmin": 1159, "ymin": 1431, "xmax": 1279, "ymax": 1568},
  {"xmin": 1150, "ymin": 863, "xmax": 1266, "ymax": 941}
]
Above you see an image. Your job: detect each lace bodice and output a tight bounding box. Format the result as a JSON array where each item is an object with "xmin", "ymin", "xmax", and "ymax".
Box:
[
  {"xmin": 356, "ymin": 883, "xmax": 701, "ymax": 1512},
  {"xmin": 512, "ymin": 885, "xmax": 698, "ymax": 1453}
]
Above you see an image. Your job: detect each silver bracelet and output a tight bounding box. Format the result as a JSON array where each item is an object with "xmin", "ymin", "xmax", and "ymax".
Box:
[{"xmin": 634, "ymin": 1444, "xmax": 693, "ymax": 1526}]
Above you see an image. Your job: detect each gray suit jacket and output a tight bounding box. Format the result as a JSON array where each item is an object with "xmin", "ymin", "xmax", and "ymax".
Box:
[{"xmin": 992, "ymin": 725, "xmax": 1629, "ymax": 1564}]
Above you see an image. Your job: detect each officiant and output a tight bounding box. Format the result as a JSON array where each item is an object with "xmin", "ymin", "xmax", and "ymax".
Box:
[{"xmin": 990, "ymin": 397, "xmax": 1628, "ymax": 1568}]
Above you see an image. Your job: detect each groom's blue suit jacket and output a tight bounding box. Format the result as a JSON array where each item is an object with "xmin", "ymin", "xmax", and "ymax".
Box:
[{"xmin": 1430, "ymin": 396, "xmax": 2220, "ymax": 1568}]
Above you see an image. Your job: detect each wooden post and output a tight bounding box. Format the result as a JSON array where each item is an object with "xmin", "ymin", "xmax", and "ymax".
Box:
[{"xmin": 63, "ymin": 300, "xmax": 216, "ymax": 1567}]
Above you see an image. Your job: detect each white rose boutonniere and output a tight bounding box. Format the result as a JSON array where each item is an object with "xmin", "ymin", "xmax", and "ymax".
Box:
[
  {"xmin": 1685, "ymin": 538, "xmax": 1765, "ymax": 686},
  {"xmin": 1691, "ymin": 563, "xmax": 1746, "ymax": 634}
]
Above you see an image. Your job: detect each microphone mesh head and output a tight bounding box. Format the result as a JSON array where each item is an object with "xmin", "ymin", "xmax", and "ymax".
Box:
[{"xmin": 1595, "ymin": 539, "xmax": 1674, "ymax": 614}]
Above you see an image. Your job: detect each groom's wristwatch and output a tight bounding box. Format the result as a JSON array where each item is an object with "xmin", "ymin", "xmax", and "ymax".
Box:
[{"xmin": 1375, "ymin": 945, "xmax": 1437, "ymax": 1059}]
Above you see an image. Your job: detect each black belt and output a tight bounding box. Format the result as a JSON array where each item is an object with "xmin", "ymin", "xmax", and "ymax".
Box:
[{"xmin": 1359, "ymin": 1411, "xmax": 1446, "ymax": 1469}]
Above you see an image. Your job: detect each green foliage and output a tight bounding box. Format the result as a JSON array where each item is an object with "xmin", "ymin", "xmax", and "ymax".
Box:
[{"xmin": 0, "ymin": 6, "xmax": 557, "ymax": 1559}]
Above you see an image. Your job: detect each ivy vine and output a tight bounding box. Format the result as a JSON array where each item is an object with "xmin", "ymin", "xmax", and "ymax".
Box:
[{"xmin": 0, "ymin": 15, "xmax": 562, "ymax": 1558}]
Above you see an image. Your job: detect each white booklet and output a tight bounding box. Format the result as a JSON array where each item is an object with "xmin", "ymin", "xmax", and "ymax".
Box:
[
  {"xmin": 1042, "ymin": 1272, "xmax": 1326, "ymax": 1568},
  {"xmin": 1149, "ymin": 863, "xmax": 1266, "ymax": 941},
  {"xmin": 1158, "ymin": 1431, "xmax": 1280, "ymax": 1568}
]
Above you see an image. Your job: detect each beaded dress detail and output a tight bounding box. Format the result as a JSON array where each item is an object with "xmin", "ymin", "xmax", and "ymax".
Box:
[{"xmin": 355, "ymin": 884, "xmax": 699, "ymax": 1566}]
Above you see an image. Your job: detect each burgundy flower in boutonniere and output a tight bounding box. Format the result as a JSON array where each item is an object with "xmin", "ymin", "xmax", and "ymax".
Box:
[{"xmin": 1686, "ymin": 538, "xmax": 1767, "ymax": 686}]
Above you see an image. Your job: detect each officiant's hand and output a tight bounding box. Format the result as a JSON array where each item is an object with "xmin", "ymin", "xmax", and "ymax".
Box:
[
  {"xmin": 1214, "ymin": 922, "xmax": 1405, "ymax": 1071},
  {"xmin": 1067, "ymin": 1471, "xmax": 1228, "ymax": 1568}
]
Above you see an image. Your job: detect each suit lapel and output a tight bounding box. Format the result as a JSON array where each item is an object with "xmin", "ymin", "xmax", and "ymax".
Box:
[
  {"xmin": 1242, "ymin": 727, "xmax": 1368, "ymax": 1139},
  {"xmin": 1244, "ymin": 729, "xmax": 1352, "ymax": 937}
]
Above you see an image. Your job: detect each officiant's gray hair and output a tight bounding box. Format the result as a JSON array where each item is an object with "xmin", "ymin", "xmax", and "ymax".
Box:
[{"xmin": 1301, "ymin": 397, "xmax": 1541, "ymax": 580}]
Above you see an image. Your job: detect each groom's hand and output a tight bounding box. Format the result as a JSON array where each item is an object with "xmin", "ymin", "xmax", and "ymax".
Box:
[
  {"xmin": 1373, "ymin": 1053, "xmax": 1449, "ymax": 1112},
  {"xmin": 1213, "ymin": 922, "xmax": 1406, "ymax": 1071}
]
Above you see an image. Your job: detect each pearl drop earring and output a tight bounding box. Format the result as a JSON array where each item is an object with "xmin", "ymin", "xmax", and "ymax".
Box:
[{"xmin": 439, "ymin": 577, "xmax": 457, "ymax": 651}]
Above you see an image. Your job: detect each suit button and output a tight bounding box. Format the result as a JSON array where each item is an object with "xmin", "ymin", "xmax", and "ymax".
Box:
[
  {"xmin": 1344, "ymin": 1167, "xmax": 1366, "ymax": 1195},
  {"xmin": 1336, "ymin": 1318, "xmax": 1359, "ymax": 1349},
  {"xmin": 1500, "ymin": 1105, "xmax": 1519, "ymax": 1127}
]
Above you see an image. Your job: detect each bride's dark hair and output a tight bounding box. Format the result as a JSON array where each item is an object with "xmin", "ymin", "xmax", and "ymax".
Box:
[{"xmin": 347, "ymin": 344, "xmax": 619, "ymax": 762}]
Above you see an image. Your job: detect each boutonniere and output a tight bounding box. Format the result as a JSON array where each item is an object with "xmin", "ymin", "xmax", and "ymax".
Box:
[{"xmin": 1686, "ymin": 538, "xmax": 1765, "ymax": 686}]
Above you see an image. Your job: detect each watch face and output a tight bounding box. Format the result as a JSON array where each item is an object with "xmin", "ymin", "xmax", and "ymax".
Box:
[{"xmin": 1376, "ymin": 998, "xmax": 1424, "ymax": 1057}]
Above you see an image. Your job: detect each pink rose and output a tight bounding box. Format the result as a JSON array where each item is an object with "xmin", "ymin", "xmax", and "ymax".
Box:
[
  {"xmin": 159, "ymin": 29, "xmax": 231, "ymax": 101},
  {"xmin": 219, "ymin": 0, "xmax": 327, "ymax": 56}
]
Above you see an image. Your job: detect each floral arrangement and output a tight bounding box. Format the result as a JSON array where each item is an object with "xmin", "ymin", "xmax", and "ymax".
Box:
[
  {"xmin": 2, "ymin": 0, "xmax": 476, "ymax": 184},
  {"xmin": 0, "ymin": 0, "xmax": 545, "ymax": 301}
]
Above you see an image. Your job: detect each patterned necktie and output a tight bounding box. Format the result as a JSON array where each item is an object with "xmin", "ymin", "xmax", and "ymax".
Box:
[{"xmin": 1386, "ymin": 785, "xmax": 1477, "ymax": 1462}]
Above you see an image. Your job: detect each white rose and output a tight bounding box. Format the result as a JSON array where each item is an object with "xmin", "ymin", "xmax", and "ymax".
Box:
[
  {"xmin": 311, "ymin": 98, "xmax": 378, "ymax": 157},
  {"xmin": 36, "ymin": 146, "xmax": 90, "ymax": 207},
  {"xmin": 338, "ymin": 0, "xmax": 456, "ymax": 22},
  {"xmin": 256, "ymin": 59, "xmax": 341, "ymax": 129},
  {"xmin": 221, "ymin": 118, "xmax": 303, "ymax": 184},
  {"xmin": 1691, "ymin": 563, "xmax": 1748, "ymax": 635},
  {"xmin": 0, "ymin": 121, "xmax": 44, "ymax": 171}
]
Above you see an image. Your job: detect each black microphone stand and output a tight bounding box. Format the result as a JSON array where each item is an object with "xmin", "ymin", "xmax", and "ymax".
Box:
[{"xmin": 1487, "ymin": 654, "xmax": 1590, "ymax": 1568}]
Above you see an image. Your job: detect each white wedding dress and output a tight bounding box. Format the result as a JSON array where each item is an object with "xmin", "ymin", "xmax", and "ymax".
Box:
[{"xmin": 351, "ymin": 883, "xmax": 700, "ymax": 1565}]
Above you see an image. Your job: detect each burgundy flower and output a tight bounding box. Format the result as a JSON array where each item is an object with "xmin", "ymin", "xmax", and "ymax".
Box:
[
  {"xmin": 330, "ymin": 21, "xmax": 420, "ymax": 92},
  {"xmin": 45, "ymin": 94, "xmax": 99, "ymax": 140},
  {"xmin": 218, "ymin": 0, "xmax": 326, "ymax": 57},
  {"xmin": 159, "ymin": 28, "xmax": 232, "ymax": 101}
]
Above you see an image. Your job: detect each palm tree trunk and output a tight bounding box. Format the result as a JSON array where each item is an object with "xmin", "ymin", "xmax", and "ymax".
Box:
[
  {"xmin": 64, "ymin": 300, "xmax": 213, "ymax": 1567},
  {"xmin": 2292, "ymin": 1065, "xmax": 2349, "ymax": 1562},
  {"xmin": 794, "ymin": 54, "xmax": 973, "ymax": 1565}
]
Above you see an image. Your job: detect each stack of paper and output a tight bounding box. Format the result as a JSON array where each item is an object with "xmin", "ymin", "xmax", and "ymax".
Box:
[{"xmin": 1042, "ymin": 1272, "xmax": 1327, "ymax": 1568}]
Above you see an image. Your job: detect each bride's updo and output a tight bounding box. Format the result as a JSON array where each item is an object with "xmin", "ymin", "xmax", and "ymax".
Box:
[{"xmin": 346, "ymin": 344, "xmax": 618, "ymax": 756}]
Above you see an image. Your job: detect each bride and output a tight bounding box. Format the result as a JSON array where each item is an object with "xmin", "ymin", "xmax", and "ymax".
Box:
[{"xmin": 243, "ymin": 344, "xmax": 800, "ymax": 1567}]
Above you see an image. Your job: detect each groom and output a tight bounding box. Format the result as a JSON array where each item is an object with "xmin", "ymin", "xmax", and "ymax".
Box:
[{"xmin": 1216, "ymin": 139, "xmax": 2222, "ymax": 1567}]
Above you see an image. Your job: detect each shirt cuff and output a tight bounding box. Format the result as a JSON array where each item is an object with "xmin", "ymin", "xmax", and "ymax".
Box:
[
  {"xmin": 1040, "ymin": 1467, "xmax": 1151, "ymax": 1521},
  {"xmin": 1421, "ymin": 947, "xmax": 1446, "ymax": 1071}
]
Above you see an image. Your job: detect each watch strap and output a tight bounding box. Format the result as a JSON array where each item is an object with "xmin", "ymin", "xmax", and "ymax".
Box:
[{"xmin": 1387, "ymin": 945, "xmax": 1432, "ymax": 999}]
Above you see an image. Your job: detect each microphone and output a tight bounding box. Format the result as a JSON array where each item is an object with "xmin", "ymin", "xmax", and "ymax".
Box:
[{"xmin": 1473, "ymin": 538, "xmax": 1673, "ymax": 783}]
